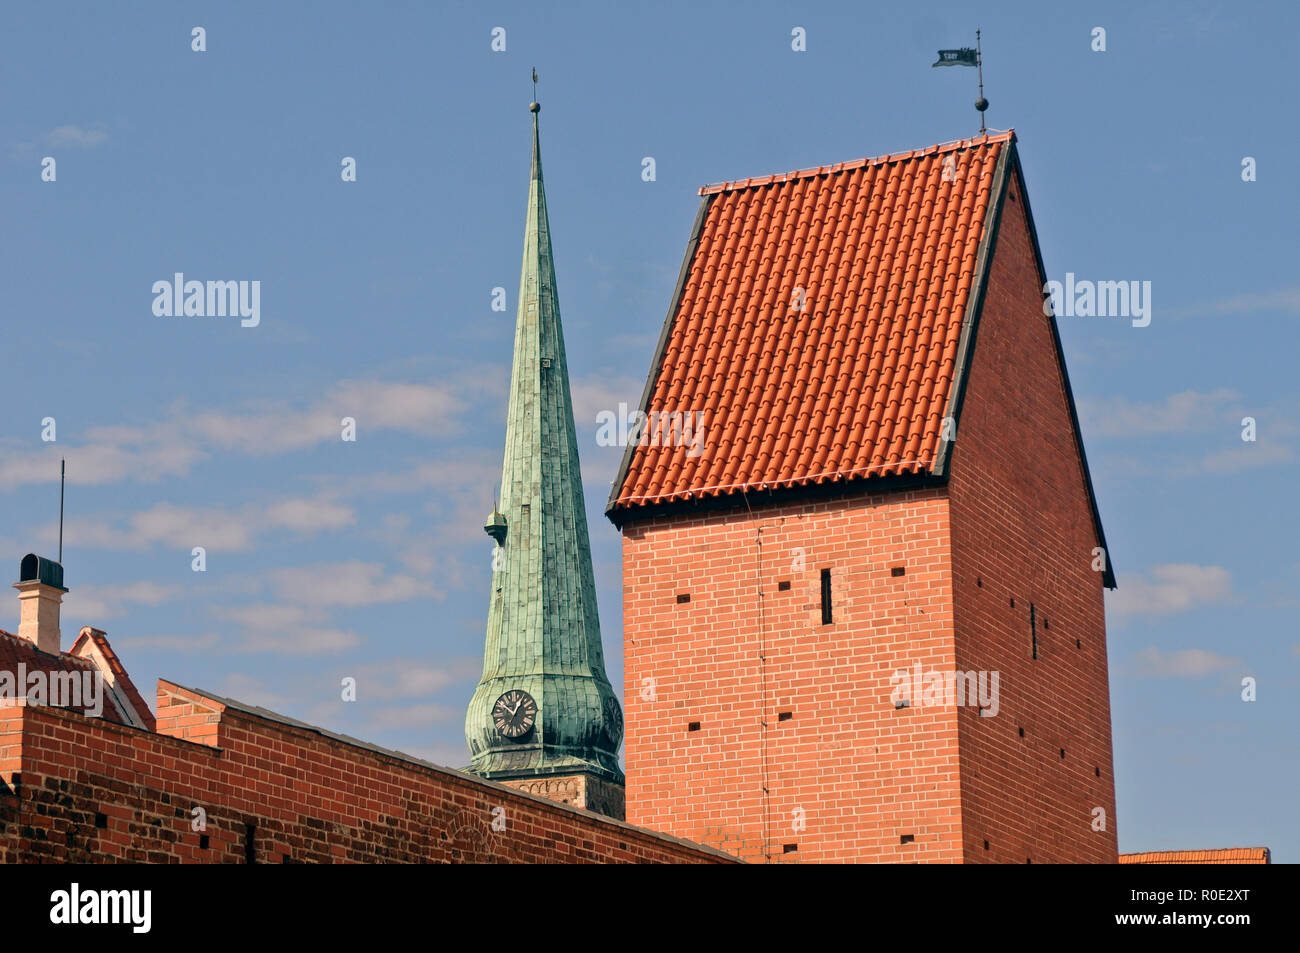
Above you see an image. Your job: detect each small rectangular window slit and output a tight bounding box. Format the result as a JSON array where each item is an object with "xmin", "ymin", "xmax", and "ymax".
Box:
[
  {"xmin": 900, "ymin": 834, "xmax": 915, "ymax": 845},
  {"xmin": 676, "ymin": 593, "xmax": 690, "ymax": 604},
  {"xmin": 777, "ymin": 580, "xmax": 791, "ymax": 591},
  {"xmin": 778, "ymin": 711, "xmax": 792, "ymax": 722},
  {"xmin": 783, "ymin": 843, "xmax": 798, "ymax": 854},
  {"xmin": 1030, "ymin": 602, "xmax": 1037, "ymax": 660},
  {"xmin": 890, "ymin": 566, "xmax": 906, "ymax": 577},
  {"xmin": 687, "ymin": 721, "xmax": 700, "ymax": 732},
  {"xmin": 820, "ymin": 568, "xmax": 832, "ymax": 625}
]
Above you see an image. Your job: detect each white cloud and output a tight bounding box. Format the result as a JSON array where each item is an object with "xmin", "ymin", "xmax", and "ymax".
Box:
[
  {"xmin": 214, "ymin": 672, "xmax": 293, "ymax": 711},
  {"xmin": 49, "ymin": 495, "xmax": 355, "ymax": 553},
  {"xmin": 113, "ymin": 632, "xmax": 221, "ymax": 653},
  {"xmin": 336, "ymin": 657, "xmax": 479, "ymax": 701},
  {"xmin": 45, "ymin": 124, "xmax": 109, "ymax": 148},
  {"xmin": 213, "ymin": 604, "xmax": 359, "ymax": 654},
  {"xmin": 62, "ymin": 580, "xmax": 175, "ymax": 625},
  {"xmin": 1109, "ymin": 564, "xmax": 1233, "ymax": 616},
  {"xmin": 1198, "ymin": 442, "xmax": 1294, "ymax": 474},
  {"xmin": 361, "ymin": 702, "xmax": 463, "ymax": 734},
  {"xmin": 233, "ymin": 622, "xmax": 359, "ymax": 655},
  {"xmin": 216, "ymin": 603, "xmax": 325, "ymax": 631},
  {"xmin": 569, "ymin": 372, "xmax": 644, "ymax": 437},
  {"xmin": 264, "ymin": 497, "xmax": 356, "ymax": 532},
  {"xmin": 1200, "ymin": 287, "xmax": 1300, "ymax": 318},
  {"xmin": 192, "ymin": 379, "xmax": 473, "ymax": 455},
  {"xmin": 1079, "ymin": 389, "xmax": 1241, "ymax": 438},
  {"xmin": 266, "ymin": 560, "xmax": 440, "ymax": 607},
  {"xmin": 0, "ymin": 377, "xmax": 481, "ymax": 493},
  {"xmin": 0, "ymin": 438, "xmax": 203, "ymax": 490},
  {"xmin": 1125, "ymin": 647, "xmax": 1241, "ymax": 678}
]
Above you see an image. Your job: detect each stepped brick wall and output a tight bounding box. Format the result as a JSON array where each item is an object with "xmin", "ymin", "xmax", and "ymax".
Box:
[{"xmin": 0, "ymin": 683, "xmax": 734, "ymax": 864}]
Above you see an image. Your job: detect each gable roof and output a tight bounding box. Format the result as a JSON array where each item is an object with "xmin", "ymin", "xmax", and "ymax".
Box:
[
  {"xmin": 0, "ymin": 625, "xmax": 153, "ymax": 730},
  {"xmin": 69, "ymin": 626, "xmax": 155, "ymax": 731},
  {"xmin": 608, "ymin": 132, "xmax": 1011, "ymax": 514},
  {"xmin": 606, "ymin": 130, "xmax": 1115, "ymax": 586},
  {"xmin": 1119, "ymin": 847, "xmax": 1271, "ymax": 865}
]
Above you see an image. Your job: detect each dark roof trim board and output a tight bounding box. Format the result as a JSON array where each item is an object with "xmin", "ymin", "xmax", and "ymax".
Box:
[
  {"xmin": 607, "ymin": 135, "xmax": 1116, "ymax": 590},
  {"xmin": 1000, "ymin": 140, "xmax": 1116, "ymax": 589},
  {"xmin": 1016, "ymin": 141, "xmax": 1116, "ymax": 588},
  {"xmin": 610, "ymin": 470, "xmax": 948, "ymax": 527},
  {"xmin": 605, "ymin": 192, "xmax": 714, "ymax": 516},
  {"xmin": 934, "ymin": 135, "xmax": 1115, "ymax": 588},
  {"xmin": 931, "ymin": 141, "xmax": 1013, "ymax": 479}
]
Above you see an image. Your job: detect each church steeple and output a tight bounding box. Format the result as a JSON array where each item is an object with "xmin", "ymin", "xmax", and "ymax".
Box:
[{"xmin": 464, "ymin": 98, "xmax": 625, "ymax": 817}]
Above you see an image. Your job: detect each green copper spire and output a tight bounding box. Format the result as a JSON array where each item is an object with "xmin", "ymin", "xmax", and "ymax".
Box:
[{"xmin": 465, "ymin": 102, "xmax": 624, "ymax": 785}]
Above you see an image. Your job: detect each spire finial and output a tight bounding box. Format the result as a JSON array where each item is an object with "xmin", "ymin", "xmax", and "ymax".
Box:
[
  {"xmin": 974, "ymin": 29, "xmax": 988, "ymax": 134},
  {"xmin": 530, "ymin": 67, "xmax": 539, "ymax": 112}
]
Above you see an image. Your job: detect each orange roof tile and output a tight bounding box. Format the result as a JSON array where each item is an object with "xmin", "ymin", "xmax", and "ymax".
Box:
[
  {"xmin": 69, "ymin": 626, "xmax": 156, "ymax": 731},
  {"xmin": 609, "ymin": 131, "xmax": 1014, "ymax": 514},
  {"xmin": 1119, "ymin": 848, "xmax": 1271, "ymax": 865},
  {"xmin": 0, "ymin": 627, "xmax": 130, "ymax": 725}
]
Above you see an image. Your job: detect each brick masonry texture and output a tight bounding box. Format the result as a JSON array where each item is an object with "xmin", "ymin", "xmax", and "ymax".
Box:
[
  {"xmin": 500, "ymin": 773, "xmax": 626, "ymax": 820},
  {"xmin": 946, "ymin": 174, "xmax": 1117, "ymax": 864},
  {"xmin": 618, "ymin": 163, "xmax": 1118, "ymax": 864},
  {"xmin": 621, "ymin": 489, "xmax": 963, "ymax": 863},
  {"xmin": 0, "ymin": 683, "xmax": 733, "ymax": 864}
]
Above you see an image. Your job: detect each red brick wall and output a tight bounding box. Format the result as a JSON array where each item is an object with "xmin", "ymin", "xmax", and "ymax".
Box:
[
  {"xmin": 618, "ymin": 163, "xmax": 1118, "ymax": 865},
  {"xmin": 0, "ymin": 683, "xmax": 733, "ymax": 864},
  {"xmin": 945, "ymin": 171, "xmax": 1118, "ymax": 863},
  {"xmin": 0, "ymin": 707, "xmax": 21, "ymax": 864},
  {"xmin": 620, "ymin": 489, "xmax": 964, "ymax": 862}
]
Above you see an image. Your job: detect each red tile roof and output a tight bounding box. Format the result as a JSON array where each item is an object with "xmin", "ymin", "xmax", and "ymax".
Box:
[
  {"xmin": 69, "ymin": 626, "xmax": 156, "ymax": 732},
  {"xmin": 0, "ymin": 626, "xmax": 153, "ymax": 729},
  {"xmin": 1120, "ymin": 848, "xmax": 1271, "ymax": 865},
  {"xmin": 609, "ymin": 131, "xmax": 1014, "ymax": 514},
  {"xmin": 0, "ymin": 627, "xmax": 129, "ymax": 724}
]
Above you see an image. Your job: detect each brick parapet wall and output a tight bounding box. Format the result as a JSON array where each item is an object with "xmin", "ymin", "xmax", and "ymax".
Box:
[{"xmin": 0, "ymin": 683, "xmax": 734, "ymax": 864}]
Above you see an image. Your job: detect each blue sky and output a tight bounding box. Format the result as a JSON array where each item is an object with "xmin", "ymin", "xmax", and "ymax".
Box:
[{"xmin": 2, "ymin": 0, "xmax": 1295, "ymax": 861}]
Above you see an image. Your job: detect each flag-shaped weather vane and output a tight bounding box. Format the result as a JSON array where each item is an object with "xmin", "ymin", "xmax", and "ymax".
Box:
[{"xmin": 933, "ymin": 28, "xmax": 988, "ymax": 134}]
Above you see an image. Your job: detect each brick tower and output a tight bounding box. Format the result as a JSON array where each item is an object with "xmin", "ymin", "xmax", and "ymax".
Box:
[
  {"xmin": 464, "ymin": 100, "xmax": 625, "ymax": 819},
  {"xmin": 606, "ymin": 131, "xmax": 1119, "ymax": 861}
]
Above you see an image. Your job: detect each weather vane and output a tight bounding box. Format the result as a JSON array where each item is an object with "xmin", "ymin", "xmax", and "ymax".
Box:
[{"xmin": 932, "ymin": 28, "xmax": 988, "ymax": 134}]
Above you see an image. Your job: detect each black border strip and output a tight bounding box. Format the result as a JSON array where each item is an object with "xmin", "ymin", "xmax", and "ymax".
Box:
[
  {"xmin": 609, "ymin": 471, "xmax": 948, "ymax": 528},
  {"xmin": 932, "ymin": 139, "xmax": 1013, "ymax": 478},
  {"xmin": 1003, "ymin": 141, "xmax": 1117, "ymax": 590},
  {"xmin": 604, "ymin": 193, "xmax": 714, "ymax": 518}
]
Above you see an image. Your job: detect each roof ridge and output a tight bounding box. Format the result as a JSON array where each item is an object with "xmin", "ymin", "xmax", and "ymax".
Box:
[
  {"xmin": 0, "ymin": 626, "xmax": 92, "ymax": 665},
  {"xmin": 1124, "ymin": 847, "xmax": 1270, "ymax": 854},
  {"xmin": 699, "ymin": 129, "xmax": 1015, "ymax": 196}
]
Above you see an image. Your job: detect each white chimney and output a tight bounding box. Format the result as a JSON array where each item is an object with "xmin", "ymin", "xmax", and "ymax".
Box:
[{"xmin": 14, "ymin": 553, "xmax": 67, "ymax": 655}]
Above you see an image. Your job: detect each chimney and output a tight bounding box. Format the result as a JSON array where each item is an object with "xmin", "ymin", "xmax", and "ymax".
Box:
[{"xmin": 14, "ymin": 553, "xmax": 67, "ymax": 654}]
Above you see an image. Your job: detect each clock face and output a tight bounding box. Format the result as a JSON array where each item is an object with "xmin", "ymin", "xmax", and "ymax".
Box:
[
  {"xmin": 603, "ymin": 695, "xmax": 623, "ymax": 742},
  {"xmin": 492, "ymin": 690, "xmax": 537, "ymax": 740}
]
